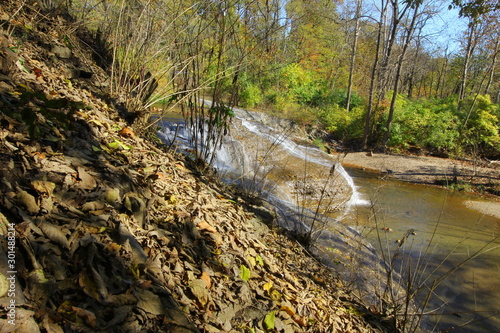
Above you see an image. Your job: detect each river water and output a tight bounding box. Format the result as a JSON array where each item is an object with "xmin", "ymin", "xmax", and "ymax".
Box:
[
  {"xmin": 156, "ymin": 108, "xmax": 499, "ymax": 332},
  {"xmin": 342, "ymin": 168, "xmax": 500, "ymax": 333}
]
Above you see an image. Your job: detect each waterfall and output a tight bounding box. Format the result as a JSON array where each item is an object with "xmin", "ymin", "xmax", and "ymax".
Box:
[
  {"xmin": 156, "ymin": 109, "xmax": 368, "ymax": 211},
  {"xmin": 235, "ymin": 113, "xmax": 368, "ymax": 208}
]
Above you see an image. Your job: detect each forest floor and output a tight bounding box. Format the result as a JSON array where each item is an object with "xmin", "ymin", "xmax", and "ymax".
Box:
[{"xmin": 341, "ymin": 151, "xmax": 500, "ymax": 218}]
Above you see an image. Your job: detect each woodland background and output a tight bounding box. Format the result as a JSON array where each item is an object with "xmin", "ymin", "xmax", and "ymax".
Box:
[{"xmin": 59, "ymin": 0, "xmax": 500, "ymax": 161}]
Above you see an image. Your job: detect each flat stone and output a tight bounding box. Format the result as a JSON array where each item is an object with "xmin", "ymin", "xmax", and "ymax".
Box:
[{"xmin": 51, "ymin": 45, "xmax": 72, "ymax": 59}]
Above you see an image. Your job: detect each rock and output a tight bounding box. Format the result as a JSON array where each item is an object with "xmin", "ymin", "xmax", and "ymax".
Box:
[{"xmin": 51, "ymin": 45, "xmax": 72, "ymax": 59}]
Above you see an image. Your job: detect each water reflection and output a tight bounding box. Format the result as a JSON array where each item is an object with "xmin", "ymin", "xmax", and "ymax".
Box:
[{"xmin": 343, "ymin": 166, "xmax": 500, "ymax": 333}]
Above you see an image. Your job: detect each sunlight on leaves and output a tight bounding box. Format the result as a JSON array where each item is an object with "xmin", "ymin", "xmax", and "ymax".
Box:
[
  {"xmin": 239, "ymin": 265, "xmax": 251, "ymax": 281},
  {"xmin": 263, "ymin": 310, "xmax": 275, "ymax": 330}
]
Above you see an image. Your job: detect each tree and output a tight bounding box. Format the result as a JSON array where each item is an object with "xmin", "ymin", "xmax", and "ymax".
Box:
[
  {"xmin": 381, "ymin": 0, "xmax": 424, "ymax": 150},
  {"xmin": 346, "ymin": 0, "xmax": 363, "ymax": 113}
]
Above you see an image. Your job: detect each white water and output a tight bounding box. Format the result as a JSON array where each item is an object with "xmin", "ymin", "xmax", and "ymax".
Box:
[
  {"xmin": 157, "ymin": 108, "xmax": 369, "ymax": 210},
  {"xmin": 235, "ymin": 113, "xmax": 369, "ymax": 208}
]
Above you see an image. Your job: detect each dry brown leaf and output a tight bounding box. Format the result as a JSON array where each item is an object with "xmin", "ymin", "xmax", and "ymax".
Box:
[
  {"xmin": 293, "ymin": 314, "xmax": 308, "ymax": 327},
  {"xmin": 71, "ymin": 306, "xmax": 97, "ymax": 328},
  {"xmin": 106, "ymin": 242, "xmax": 121, "ymax": 253},
  {"xmin": 197, "ymin": 220, "xmax": 217, "ymax": 233},
  {"xmin": 118, "ymin": 127, "xmax": 135, "ymax": 138},
  {"xmin": 136, "ymin": 280, "xmax": 152, "ymax": 289},
  {"xmin": 189, "ymin": 279, "xmax": 209, "ymax": 307},
  {"xmin": 38, "ymin": 221, "xmax": 70, "ymax": 249},
  {"xmin": 16, "ymin": 190, "xmax": 39, "ymax": 215},
  {"xmin": 78, "ymin": 271, "xmax": 100, "ymax": 300},
  {"xmin": 200, "ymin": 271, "xmax": 211, "ymax": 289},
  {"xmin": 136, "ymin": 290, "xmax": 166, "ymax": 315},
  {"xmin": 76, "ymin": 166, "xmax": 97, "ymax": 190}
]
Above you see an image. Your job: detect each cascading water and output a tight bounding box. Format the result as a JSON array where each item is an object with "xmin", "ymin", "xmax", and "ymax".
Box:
[
  {"xmin": 156, "ymin": 107, "xmax": 368, "ymax": 213},
  {"xmin": 156, "ymin": 108, "xmax": 500, "ymax": 333}
]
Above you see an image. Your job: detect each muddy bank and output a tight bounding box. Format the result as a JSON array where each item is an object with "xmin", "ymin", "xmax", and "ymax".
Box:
[{"xmin": 341, "ymin": 152, "xmax": 499, "ymax": 185}]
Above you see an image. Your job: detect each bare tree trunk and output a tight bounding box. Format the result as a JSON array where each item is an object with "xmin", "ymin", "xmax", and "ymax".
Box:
[
  {"xmin": 346, "ymin": 0, "xmax": 362, "ymax": 113},
  {"xmin": 362, "ymin": 0, "xmax": 387, "ymax": 149},
  {"xmin": 382, "ymin": 2, "xmax": 421, "ymax": 150},
  {"xmin": 459, "ymin": 20, "xmax": 477, "ymax": 101},
  {"xmin": 485, "ymin": 38, "xmax": 499, "ymax": 95}
]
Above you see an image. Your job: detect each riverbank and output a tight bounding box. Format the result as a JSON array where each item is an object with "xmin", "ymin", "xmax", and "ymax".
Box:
[{"xmin": 341, "ymin": 152, "xmax": 500, "ymax": 219}]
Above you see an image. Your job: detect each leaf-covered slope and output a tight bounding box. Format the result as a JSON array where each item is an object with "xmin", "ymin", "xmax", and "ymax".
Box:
[{"xmin": 0, "ymin": 3, "xmax": 392, "ymax": 333}]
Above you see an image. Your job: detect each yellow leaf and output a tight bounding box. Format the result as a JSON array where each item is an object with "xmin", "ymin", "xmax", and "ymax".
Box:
[
  {"xmin": 270, "ymin": 289, "xmax": 281, "ymax": 301},
  {"xmin": 263, "ymin": 280, "xmax": 273, "ymax": 292},
  {"xmin": 281, "ymin": 305, "xmax": 296, "ymax": 317},
  {"xmin": 247, "ymin": 256, "xmax": 256, "ymax": 268}
]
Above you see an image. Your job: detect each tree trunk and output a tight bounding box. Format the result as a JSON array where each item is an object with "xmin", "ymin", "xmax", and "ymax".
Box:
[
  {"xmin": 459, "ymin": 20, "xmax": 477, "ymax": 101},
  {"xmin": 346, "ymin": 0, "xmax": 362, "ymax": 113},
  {"xmin": 362, "ymin": 0, "xmax": 387, "ymax": 149},
  {"xmin": 485, "ymin": 38, "xmax": 499, "ymax": 95},
  {"xmin": 382, "ymin": 2, "xmax": 421, "ymax": 150}
]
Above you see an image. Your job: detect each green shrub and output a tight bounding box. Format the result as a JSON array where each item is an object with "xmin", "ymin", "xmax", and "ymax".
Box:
[
  {"xmin": 458, "ymin": 94, "xmax": 500, "ymax": 154},
  {"xmin": 239, "ymin": 81, "xmax": 263, "ymax": 108},
  {"xmin": 280, "ymin": 63, "xmax": 320, "ymax": 104},
  {"xmin": 318, "ymin": 104, "xmax": 365, "ymax": 142}
]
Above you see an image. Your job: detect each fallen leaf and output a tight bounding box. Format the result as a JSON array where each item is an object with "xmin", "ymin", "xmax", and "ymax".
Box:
[
  {"xmin": 72, "ymin": 306, "xmax": 96, "ymax": 328},
  {"xmin": 200, "ymin": 271, "xmax": 211, "ymax": 289},
  {"xmin": 247, "ymin": 256, "xmax": 256, "ymax": 268},
  {"xmin": 189, "ymin": 279, "xmax": 209, "ymax": 307},
  {"xmin": 293, "ymin": 315, "xmax": 308, "ymax": 327},
  {"xmin": 239, "ymin": 265, "xmax": 251, "ymax": 282},
  {"xmin": 137, "ymin": 280, "xmax": 152, "ymax": 289},
  {"xmin": 118, "ymin": 127, "xmax": 135, "ymax": 138},
  {"xmin": 38, "ymin": 221, "xmax": 70, "ymax": 249},
  {"xmin": 263, "ymin": 280, "xmax": 273, "ymax": 292},
  {"xmin": 0, "ymin": 273, "xmax": 9, "ymax": 297},
  {"xmin": 136, "ymin": 290, "xmax": 167, "ymax": 315},
  {"xmin": 108, "ymin": 139, "xmax": 132, "ymax": 150},
  {"xmin": 263, "ymin": 311, "xmax": 276, "ymax": 330},
  {"xmin": 76, "ymin": 166, "xmax": 97, "ymax": 190},
  {"xmin": 31, "ymin": 180, "xmax": 56, "ymax": 197},
  {"xmin": 197, "ymin": 220, "xmax": 217, "ymax": 233},
  {"xmin": 16, "ymin": 190, "xmax": 39, "ymax": 215},
  {"xmin": 270, "ymin": 289, "xmax": 281, "ymax": 302},
  {"xmin": 281, "ymin": 305, "xmax": 296, "ymax": 317}
]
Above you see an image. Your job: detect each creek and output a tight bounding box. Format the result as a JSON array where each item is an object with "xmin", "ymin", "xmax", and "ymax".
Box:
[
  {"xmin": 343, "ymin": 168, "xmax": 500, "ymax": 333},
  {"xmin": 156, "ymin": 107, "xmax": 499, "ymax": 333}
]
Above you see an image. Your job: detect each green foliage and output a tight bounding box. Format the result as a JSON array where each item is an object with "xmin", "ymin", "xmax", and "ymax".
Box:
[
  {"xmin": 280, "ymin": 63, "xmax": 320, "ymax": 105},
  {"xmin": 458, "ymin": 94, "xmax": 500, "ymax": 153},
  {"xmin": 318, "ymin": 104, "xmax": 365, "ymax": 142},
  {"xmin": 239, "ymin": 75, "xmax": 263, "ymax": 108},
  {"xmin": 377, "ymin": 94, "xmax": 500, "ymax": 157},
  {"xmin": 313, "ymin": 89, "xmax": 363, "ymax": 109},
  {"xmin": 387, "ymin": 97, "xmax": 461, "ymax": 153}
]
